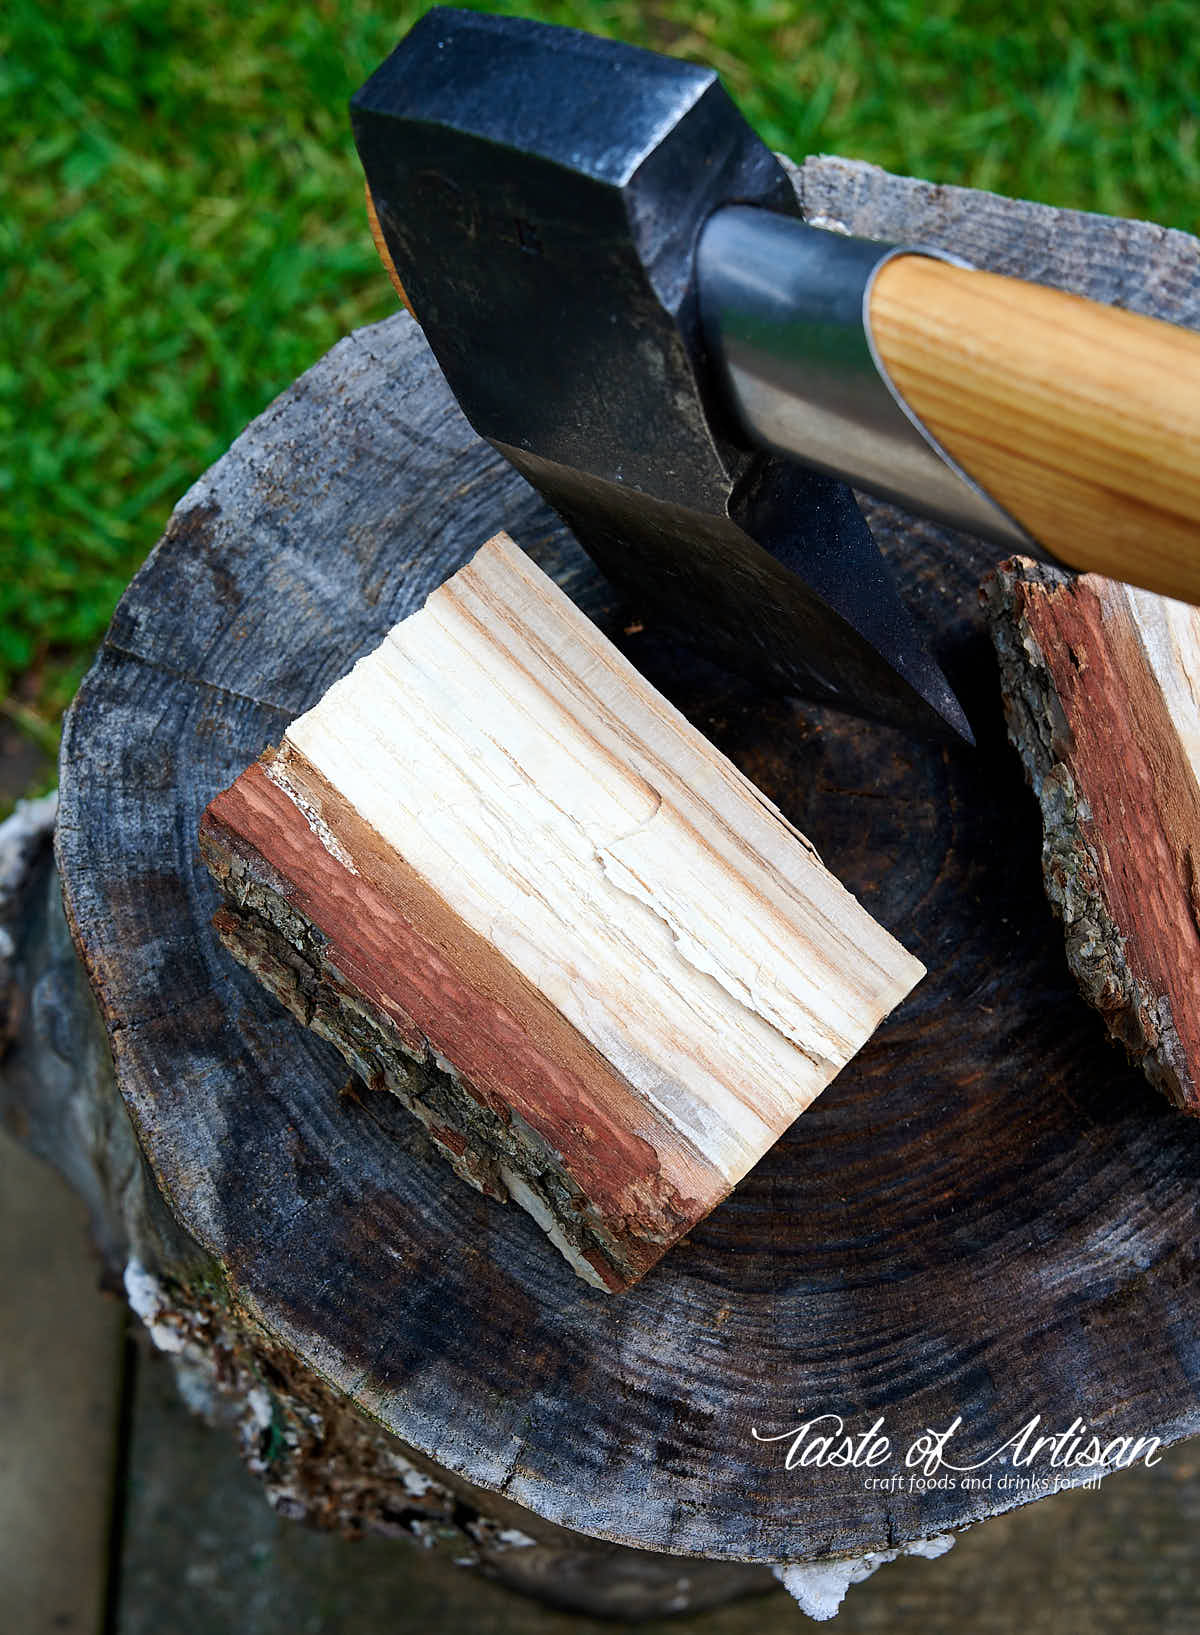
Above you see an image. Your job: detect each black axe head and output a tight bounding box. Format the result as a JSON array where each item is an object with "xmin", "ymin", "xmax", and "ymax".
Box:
[{"xmin": 351, "ymin": 7, "xmax": 972, "ymax": 742}]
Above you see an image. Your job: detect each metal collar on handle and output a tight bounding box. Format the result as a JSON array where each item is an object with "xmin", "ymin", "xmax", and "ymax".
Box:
[{"xmin": 696, "ymin": 205, "xmax": 1033, "ymax": 550}]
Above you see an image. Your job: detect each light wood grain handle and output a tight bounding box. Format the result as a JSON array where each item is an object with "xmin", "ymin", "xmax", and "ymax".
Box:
[
  {"xmin": 365, "ymin": 184, "xmax": 409, "ymax": 309},
  {"xmin": 870, "ymin": 256, "xmax": 1200, "ymax": 604}
]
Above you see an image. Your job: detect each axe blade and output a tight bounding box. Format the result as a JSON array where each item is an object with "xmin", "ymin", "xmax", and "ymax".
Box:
[{"xmin": 351, "ymin": 7, "xmax": 973, "ymax": 743}]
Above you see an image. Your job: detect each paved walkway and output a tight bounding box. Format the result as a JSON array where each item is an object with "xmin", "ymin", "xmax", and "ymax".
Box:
[{"xmin": 0, "ymin": 1131, "xmax": 125, "ymax": 1635}]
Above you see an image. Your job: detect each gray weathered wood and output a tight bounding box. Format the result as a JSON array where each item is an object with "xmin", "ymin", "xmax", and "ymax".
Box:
[{"xmin": 33, "ymin": 157, "xmax": 1200, "ymax": 1580}]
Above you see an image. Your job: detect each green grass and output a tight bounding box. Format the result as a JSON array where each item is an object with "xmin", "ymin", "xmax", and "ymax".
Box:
[{"xmin": 4, "ymin": 0, "xmax": 1198, "ymax": 803}]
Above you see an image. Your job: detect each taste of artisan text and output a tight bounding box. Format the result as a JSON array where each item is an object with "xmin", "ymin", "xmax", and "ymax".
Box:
[{"xmin": 752, "ymin": 1412, "xmax": 1162, "ymax": 1476}]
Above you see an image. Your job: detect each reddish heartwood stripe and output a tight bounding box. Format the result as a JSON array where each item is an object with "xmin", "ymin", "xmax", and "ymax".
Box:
[{"xmin": 201, "ymin": 753, "xmax": 722, "ymax": 1274}]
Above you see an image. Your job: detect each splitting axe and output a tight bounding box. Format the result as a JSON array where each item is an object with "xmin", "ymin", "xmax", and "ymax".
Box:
[{"xmin": 351, "ymin": 8, "xmax": 1200, "ymax": 741}]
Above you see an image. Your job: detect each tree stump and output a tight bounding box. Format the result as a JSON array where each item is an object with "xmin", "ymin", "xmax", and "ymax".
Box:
[{"xmin": 11, "ymin": 157, "xmax": 1200, "ymax": 1616}]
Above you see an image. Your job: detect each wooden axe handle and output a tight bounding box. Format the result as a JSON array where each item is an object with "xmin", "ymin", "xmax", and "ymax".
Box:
[
  {"xmin": 871, "ymin": 256, "xmax": 1200, "ymax": 603},
  {"xmin": 366, "ymin": 176, "xmax": 1200, "ymax": 606},
  {"xmin": 365, "ymin": 185, "xmax": 409, "ymax": 309}
]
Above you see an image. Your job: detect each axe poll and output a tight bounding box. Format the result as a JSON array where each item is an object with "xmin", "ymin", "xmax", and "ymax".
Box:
[{"xmin": 351, "ymin": 7, "xmax": 1200, "ymax": 742}]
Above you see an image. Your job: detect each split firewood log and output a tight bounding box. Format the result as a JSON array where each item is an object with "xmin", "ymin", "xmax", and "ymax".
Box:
[
  {"xmin": 200, "ymin": 532, "xmax": 924, "ymax": 1290},
  {"xmin": 983, "ymin": 558, "xmax": 1200, "ymax": 1112}
]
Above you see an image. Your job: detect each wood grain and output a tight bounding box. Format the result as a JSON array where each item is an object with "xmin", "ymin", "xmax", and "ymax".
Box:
[
  {"xmin": 983, "ymin": 557, "xmax": 1200, "ymax": 1112},
  {"xmin": 870, "ymin": 254, "xmax": 1200, "ymax": 603},
  {"xmin": 52, "ymin": 156, "xmax": 1200, "ymax": 1566}
]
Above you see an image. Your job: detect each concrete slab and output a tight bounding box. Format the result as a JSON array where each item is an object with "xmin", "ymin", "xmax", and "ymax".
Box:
[{"xmin": 0, "ymin": 1129, "xmax": 126, "ymax": 1635}]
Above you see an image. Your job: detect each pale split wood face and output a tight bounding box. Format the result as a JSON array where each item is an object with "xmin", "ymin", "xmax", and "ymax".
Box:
[{"xmin": 201, "ymin": 532, "xmax": 923, "ymax": 1289}]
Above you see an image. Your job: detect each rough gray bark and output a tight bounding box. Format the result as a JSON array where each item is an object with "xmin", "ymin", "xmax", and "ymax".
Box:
[{"xmin": 5, "ymin": 156, "xmax": 1200, "ymax": 1614}]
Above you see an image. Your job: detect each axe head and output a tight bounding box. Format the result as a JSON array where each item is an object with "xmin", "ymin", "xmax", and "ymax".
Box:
[{"xmin": 351, "ymin": 7, "xmax": 972, "ymax": 742}]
